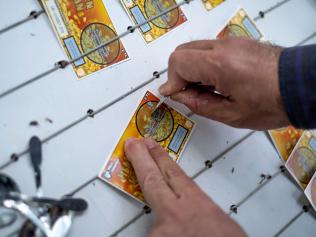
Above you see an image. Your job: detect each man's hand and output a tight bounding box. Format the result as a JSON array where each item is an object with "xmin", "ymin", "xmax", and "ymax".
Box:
[
  {"xmin": 159, "ymin": 37, "xmax": 290, "ymax": 130},
  {"xmin": 124, "ymin": 138, "xmax": 246, "ymax": 237}
]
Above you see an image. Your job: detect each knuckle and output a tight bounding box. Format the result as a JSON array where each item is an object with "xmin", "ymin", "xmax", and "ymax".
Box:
[
  {"xmin": 150, "ymin": 146, "xmax": 168, "ymax": 160},
  {"xmin": 166, "ymin": 165, "xmax": 183, "ymax": 177},
  {"xmin": 165, "ymin": 205, "xmax": 179, "ymax": 219},
  {"xmin": 186, "ymin": 98, "xmax": 200, "ymax": 113},
  {"xmin": 175, "ymin": 43, "xmax": 186, "ymax": 51},
  {"xmin": 143, "ymin": 173, "xmax": 164, "ymax": 190},
  {"xmin": 125, "ymin": 139, "xmax": 144, "ymax": 154},
  {"xmin": 168, "ymin": 51, "xmax": 179, "ymax": 66}
]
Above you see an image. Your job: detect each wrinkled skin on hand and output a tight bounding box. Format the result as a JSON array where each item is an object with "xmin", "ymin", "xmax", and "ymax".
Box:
[
  {"xmin": 159, "ymin": 37, "xmax": 290, "ymax": 130},
  {"xmin": 124, "ymin": 138, "xmax": 246, "ymax": 237}
]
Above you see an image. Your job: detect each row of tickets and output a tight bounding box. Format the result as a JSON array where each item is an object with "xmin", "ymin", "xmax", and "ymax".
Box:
[
  {"xmin": 269, "ymin": 128, "xmax": 316, "ymax": 211},
  {"xmin": 40, "ymin": 0, "xmax": 226, "ymax": 78},
  {"xmin": 98, "ymin": 9, "xmax": 264, "ymax": 203}
]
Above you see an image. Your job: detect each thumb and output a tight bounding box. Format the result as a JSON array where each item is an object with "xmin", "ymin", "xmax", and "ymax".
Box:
[
  {"xmin": 159, "ymin": 49, "xmax": 219, "ymax": 96},
  {"xmin": 172, "ymin": 88, "xmax": 230, "ymax": 119}
]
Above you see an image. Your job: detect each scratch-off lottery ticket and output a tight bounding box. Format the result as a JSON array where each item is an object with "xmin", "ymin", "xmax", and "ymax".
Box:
[
  {"xmin": 285, "ymin": 131, "xmax": 316, "ymax": 189},
  {"xmin": 120, "ymin": 0, "xmax": 187, "ymax": 43},
  {"xmin": 99, "ymin": 91, "xmax": 195, "ymax": 202},
  {"xmin": 269, "ymin": 127, "xmax": 303, "ymax": 161},
  {"xmin": 217, "ymin": 8, "xmax": 264, "ymax": 41},
  {"xmin": 41, "ymin": 0, "xmax": 129, "ymax": 78},
  {"xmin": 201, "ymin": 0, "xmax": 224, "ymax": 11},
  {"xmin": 304, "ymin": 172, "xmax": 316, "ymax": 211}
]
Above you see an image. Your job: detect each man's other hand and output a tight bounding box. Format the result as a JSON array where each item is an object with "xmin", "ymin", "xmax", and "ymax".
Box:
[{"xmin": 124, "ymin": 138, "xmax": 246, "ymax": 237}]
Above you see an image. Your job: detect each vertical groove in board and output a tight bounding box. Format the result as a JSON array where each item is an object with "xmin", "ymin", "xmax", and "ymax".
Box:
[
  {"xmin": 65, "ymin": 176, "xmax": 98, "ymax": 197},
  {"xmin": 0, "ymin": 64, "xmax": 61, "ymax": 99},
  {"xmin": 108, "ymin": 209, "xmax": 147, "ymax": 237},
  {"xmin": 209, "ymin": 131, "xmax": 256, "ymax": 164},
  {"xmin": 229, "ymin": 168, "xmax": 284, "ymax": 215},
  {"xmin": 253, "ymin": 0, "xmax": 292, "ymax": 21},
  {"xmin": 0, "ymin": 9, "xmax": 45, "ymax": 34},
  {"xmin": 273, "ymin": 205, "xmax": 310, "ymax": 237},
  {"xmin": 297, "ymin": 32, "xmax": 316, "ymax": 46}
]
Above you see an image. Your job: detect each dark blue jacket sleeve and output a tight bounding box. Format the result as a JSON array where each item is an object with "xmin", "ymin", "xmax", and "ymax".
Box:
[{"xmin": 279, "ymin": 44, "xmax": 316, "ymax": 129}]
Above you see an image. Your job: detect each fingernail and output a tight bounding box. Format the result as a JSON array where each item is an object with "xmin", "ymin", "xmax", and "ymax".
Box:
[
  {"xmin": 125, "ymin": 137, "xmax": 136, "ymax": 147},
  {"xmin": 158, "ymin": 84, "xmax": 167, "ymax": 95},
  {"xmin": 144, "ymin": 138, "xmax": 157, "ymax": 149}
]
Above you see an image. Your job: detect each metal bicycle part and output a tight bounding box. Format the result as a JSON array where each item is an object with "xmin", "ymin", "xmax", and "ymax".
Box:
[
  {"xmin": 0, "ymin": 208, "xmax": 17, "ymax": 228},
  {"xmin": 6, "ymin": 192, "xmax": 88, "ymax": 212},
  {"xmin": 0, "ymin": 173, "xmax": 20, "ymax": 229},
  {"xmin": 3, "ymin": 200, "xmax": 51, "ymax": 236},
  {"xmin": 19, "ymin": 206, "xmax": 73, "ymax": 237}
]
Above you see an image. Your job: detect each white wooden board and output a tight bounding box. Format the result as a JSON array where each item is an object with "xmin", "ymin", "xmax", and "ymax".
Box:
[{"xmin": 0, "ymin": 0, "xmax": 315, "ymax": 236}]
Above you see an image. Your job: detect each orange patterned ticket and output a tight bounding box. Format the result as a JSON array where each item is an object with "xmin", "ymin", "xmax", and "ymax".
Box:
[
  {"xmin": 99, "ymin": 91, "xmax": 195, "ymax": 202},
  {"xmin": 304, "ymin": 172, "xmax": 316, "ymax": 211},
  {"xmin": 201, "ymin": 0, "xmax": 224, "ymax": 11},
  {"xmin": 120, "ymin": 0, "xmax": 187, "ymax": 43},
  {"xmin": 269, "ymin": 127, "xmax": 303, "ymax": 161},
  {"xmin": 285, "ymin": 131, "xmax": 316, "ymax": 189},
  {"xmin": 41, "ymin": 0, "xmax": 129, "ymax": 78},
  {"xmin": 217, "ymin": 8, "xmax": 264, "ymax": 41}
]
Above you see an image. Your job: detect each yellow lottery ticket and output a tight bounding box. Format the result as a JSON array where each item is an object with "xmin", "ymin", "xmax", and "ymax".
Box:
[
  {"xmin": 217, "ymin": 8, "xmax": 264, "ymax": 41},
  {"xmin": 269, "ymin": 127, "xmax": 303, "ymax": 161},
  {"xmin": 99, "ymin": 91, "xmax": 195, "ymax": 202},
  {"xmin": 120, "ymin": 0, "xmax": 187, "ymax": 43},
  {"xmin": 304, "ymin": 172, "xmax": 316, "ymax": 211},
  {"xmin": 41, "ymin": 0, "xmax": 129, "ymax": 78},
  {"xmin": 202, "ymin": 0, "xmax": 224, "ymax": 11},
  {"xmin": 285, "ymin": 131, "xmax": 316, "ymax": 189}
]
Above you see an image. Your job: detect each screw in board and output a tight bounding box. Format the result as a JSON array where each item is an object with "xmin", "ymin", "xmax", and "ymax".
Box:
[
  {"xmin": 143, "ymin": 205, "xmax": 151, "ymax": 214},
  {"xmin": 153, "ymin": 71, "xmax": 160, "ymax": 78},
  {"xmin": 55, "ymin": 60, "xmax": 69, "ymax": 69},
  {"xmin": 230, "ymin": 205, "xmax": 238, "ymax": 214},
  {"xmin": 280, "ymin": 165, "xmax": 286, "ymax": 173},
  {"xmin": 205, "ymin": 160, "xmax": 212, "ymax": 169},
  {"xmin": 29, "ymin": 10, "xmax": 40, "ymax": 19},
  {"xmin": 259, "ymin": 174, "xmax": 266, "ymax": 184},
  {"xmin": 87, "ymin": 109, "xmax": 95, "ymax": 118},
  {"xmin": 302, "ymin": 205, "xmax": 310, "ymax": 212},
  {"xmin": 10, "ymin": 153, "xmax": 19, "ymax": 162},
  {"xmin": 127, "ymin": 26, "xmax": 135, "ymax": 33},
  {"xmin": 259, "ymin": 11, "xmax": 265, "ymax": 18}
]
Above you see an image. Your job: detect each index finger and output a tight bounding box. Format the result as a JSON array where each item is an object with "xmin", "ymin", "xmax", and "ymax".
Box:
[
  {"xmin": 159, "ymin": 49, "xmax": 220, "ymax": 96},
  {"xmin": 175, "ymin": 39, "xmax": 217, "ymax": 51},
  {"xmin": 124, "ymin": 138, "xmax": 176, "ymax": 208},
  {"xmin": 143, "ymin": 138, "xmax": 202, "ymax": 198}
]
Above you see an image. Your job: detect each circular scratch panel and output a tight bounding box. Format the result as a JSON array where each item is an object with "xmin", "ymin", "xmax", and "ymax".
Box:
[
  {"xmin": 144, "ymin": 0, "xmax": 179, "ymax": 29},
  {"xmin": 290, "ymin": 147, "xmax": 316, "ymax": 185},
  {"xmin": 136, "ymin": 101, "xmax": 174, "ymax": 142},
  {"xmin": 80, "ymin": 23, "xmax": 120, "ymax": 65},
  {"xmin": 223, "ymin": 24, "xmax": 250, "ymax": 38}
]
